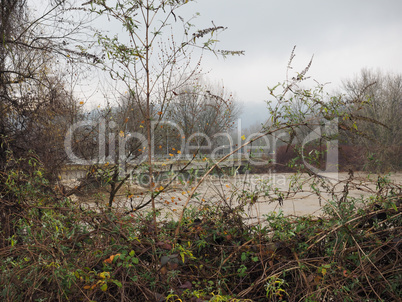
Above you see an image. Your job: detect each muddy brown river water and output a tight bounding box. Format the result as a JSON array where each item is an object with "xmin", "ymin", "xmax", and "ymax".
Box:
[{"xmin": 66, "ymin": 172, "xmax": 401, "ymax": 222}]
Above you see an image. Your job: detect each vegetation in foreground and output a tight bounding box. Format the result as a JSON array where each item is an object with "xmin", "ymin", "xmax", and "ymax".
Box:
[
  {"xmin": 1, "ymin": 154, "xmax": 401, "ymax": 302},
  {"xmin": 1, "ymin": 1, "xmax": 401, "ymax": 301}
]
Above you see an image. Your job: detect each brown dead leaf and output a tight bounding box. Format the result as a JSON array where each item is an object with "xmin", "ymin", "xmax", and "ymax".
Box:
[
  {"xmin": 160, "ymin": 266, "xmax": 167, "ymax": 275},
  {"xmin": 156, "ymin": 241, "xmax": 172, "ymax": 250},
  {"xmin": 179, "ymin": 280, "xmax": 192, "ymax": 290}
]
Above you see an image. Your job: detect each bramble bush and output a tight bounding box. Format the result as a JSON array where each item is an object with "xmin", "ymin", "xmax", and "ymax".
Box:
[{"xmin": 1, "ymin": 152, "xmax": 401, "ymax": 301}]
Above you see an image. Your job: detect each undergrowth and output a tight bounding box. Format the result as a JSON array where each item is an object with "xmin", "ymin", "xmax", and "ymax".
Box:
[{"xmin": 1, "ymin": 155, "xmax": 401, "ymax": 302}]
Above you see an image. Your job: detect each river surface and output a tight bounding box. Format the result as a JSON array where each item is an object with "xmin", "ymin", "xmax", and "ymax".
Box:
[{"xmin": 65, "ymin": 172, "xmax": 401, "ymax": 221}]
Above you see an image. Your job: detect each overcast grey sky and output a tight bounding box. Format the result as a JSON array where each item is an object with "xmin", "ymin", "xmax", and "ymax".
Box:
[
  {"xmin": 32, "ymin": 0, "xmax": 401, "ymax": 128},
  {"xmin": 175, "ymin": 0, "xmax": 402, "ymax": 127}
]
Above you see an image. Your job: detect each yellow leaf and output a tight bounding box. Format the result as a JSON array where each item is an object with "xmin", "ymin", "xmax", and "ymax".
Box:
[
  {"xmin": 83, "ymin": 285, "xmax": 91, "ymax": 290},
  {"xmin": 159, "ymin": 186, "xmax": 164, "ymax": 191},
  {"xmin": 177, "ymin": 150, "xmax": 181, "ymax": 154},
  {"xmin": 241, "ymin": 135, "xmax": 246, "ymax": 141},
  {"xmin": 119, "ymin": 131, "xmax": 124, "ymax": 137},
  {"xmin": 99, "ymin": 272, "xmax": 110, "ymax": 279},
  {"xmin": 79, "ymin": 101, "xmax": 84, "ymax": 105},
  {"xmin": 321, "ymin": 268, "xmax": 327, "ymax": 276},
  {"xmin": 172, "ymin": 147, "xmax": 175, "ymax": 150},
  {"xmin": 169, "ymin": 153, "xmax": 173, "ymax": 156}
]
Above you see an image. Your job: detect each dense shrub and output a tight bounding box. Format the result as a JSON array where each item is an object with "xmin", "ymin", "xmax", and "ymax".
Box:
[
  {"xmin": 273, "ymin": 144, "xmax": 370, "ymax": 173},
  {"xmin": 1, "ymin": 154, "xmax": 401, "ymax": 301}
]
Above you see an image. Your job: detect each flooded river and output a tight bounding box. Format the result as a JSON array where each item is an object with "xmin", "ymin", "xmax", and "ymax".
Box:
[{"xmin": 64, "ymin": 171, "xmax": 402, "ymax": 222}]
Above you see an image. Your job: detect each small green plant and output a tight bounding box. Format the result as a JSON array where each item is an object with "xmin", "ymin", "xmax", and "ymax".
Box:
[
  {"xmin": 265, "ymin": 276, "xmax": 289, "ymax": 300},
  {"xmin": 237, "ymin": 264, "xmax": 248, "ymax": 277}
]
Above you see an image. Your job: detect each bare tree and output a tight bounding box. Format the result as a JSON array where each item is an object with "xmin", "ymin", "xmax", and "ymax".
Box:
[
  {"xmin": 341, "ymin": 69, "xmax": 402, "ymax": 171},
  {"xmin": 164, "ymin": 79, "xmax": 241, "ymax": 154},
  {"xmin": 0, "ymin": 0, "xmax": 96, "ymax": 175}
]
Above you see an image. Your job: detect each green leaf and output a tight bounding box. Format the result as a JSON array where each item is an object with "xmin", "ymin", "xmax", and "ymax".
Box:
[
  {"xmin": 100, "ymin": 283, "xmax": 107, "ymax": 292},
  {"xmin": 129, "ymin": 250, "xmax": 135, "ymax": 257},
  {"xmin": 241, "ymin": 252, "xmax": 247, "ymax": 262},
  {"xmin": 130, "ymin": 276, "xmax": 138, "ymax": 282}
]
